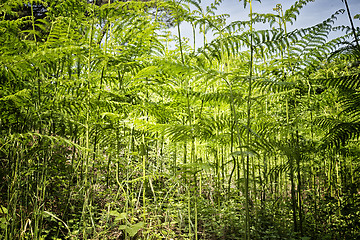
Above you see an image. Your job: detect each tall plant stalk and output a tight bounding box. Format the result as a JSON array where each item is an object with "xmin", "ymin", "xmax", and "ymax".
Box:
[
  {"xmin": 343, "ymin": 0, "xmax": 359, "ymax": 48},
  {"xmin": 245, "ymin": 1, "xmax": 254, "ymax": 239}
]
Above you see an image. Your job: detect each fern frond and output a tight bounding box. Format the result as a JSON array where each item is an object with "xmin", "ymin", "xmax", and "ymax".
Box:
[
  {"xmin": 0, "ymin": 89, "xmax": 31, "ymax": 105},
  {"xmin": 319, "ymin": 73, "xmax": 360, "ymax": 91},
  {"xmin": 322, "ymin": 122, "xmax": 360, "ymax": 148},
  {"xmin": 283, "ymin": 0, "xmax": 317, "ymax": 25},
  {"xmin": 340, "ymin": 92, "xmax": 360, "ymax": 121}
]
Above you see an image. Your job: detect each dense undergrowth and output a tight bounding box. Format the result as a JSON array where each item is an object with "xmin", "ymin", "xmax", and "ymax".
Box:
[{"xmin": 0, "ymin": 0, "xmax": 360, "ymax": 239}]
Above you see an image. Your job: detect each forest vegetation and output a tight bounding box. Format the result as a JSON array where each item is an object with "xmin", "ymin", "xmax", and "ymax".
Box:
[{"xmin": 0, "ymin": 0, "xmax": 359, "ymax": 239}]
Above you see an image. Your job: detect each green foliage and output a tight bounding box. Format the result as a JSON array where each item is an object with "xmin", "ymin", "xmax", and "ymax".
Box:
[{"xmin": 0, "ymin": 0, "xmax": 359, "ymax": 239}]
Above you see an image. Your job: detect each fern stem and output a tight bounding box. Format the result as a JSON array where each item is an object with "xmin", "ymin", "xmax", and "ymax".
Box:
[
  {"xmin": 30, "ymin": 0, "xmax": 37, "ymax": 44},
  {"xmin": 143, "ymin": 133, "xmax": 147, "ymax": 222},
  {"xmin": 245, "ymin": 1, "xmax": 254, "ymax": 239},
  {"xmin": 175, "ymin": 0, "xmax": 185, "ymax": 64},
  {"xmin": 343, "ymin": 0, "xmax": 360, "ymax": 48}
]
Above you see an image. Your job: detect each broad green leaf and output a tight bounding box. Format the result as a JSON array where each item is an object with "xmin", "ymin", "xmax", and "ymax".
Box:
[
  {"xmin": 0, "ymin": 217, "xmax": 7, "ymax": 229},
  {"xmin": 125, "ymin": 222, "xmax": 145, "ymax": 237},
  {"xmin": 109, "ymin": 210, "xmax": 121, "ymax": 217},
  {"xmin": 115, "ymin": 213, "xmax": 127, "ymax": 222},
  {"xmin": 118, "ymin": 224, "xmax": 127, "ymax": 230},
  {"xmin": 0, "ymin": 206, "xmax": 8, "ymax": 215}
]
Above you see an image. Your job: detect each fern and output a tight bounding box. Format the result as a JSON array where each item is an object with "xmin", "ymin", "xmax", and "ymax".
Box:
[{"xmin": 319, "ymin": 73, "xmax": 360, "ymax": 91}]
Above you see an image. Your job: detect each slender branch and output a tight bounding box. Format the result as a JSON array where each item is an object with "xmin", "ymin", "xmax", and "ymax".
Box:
[{"xmin": 343, "ymin": 0, "xmax": 360, "ymax": 48}]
